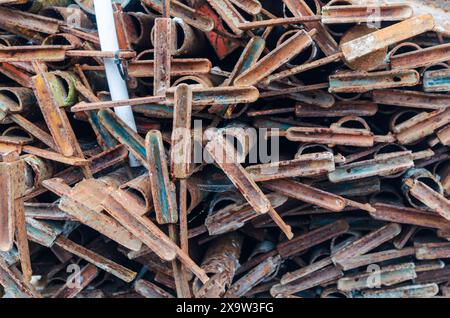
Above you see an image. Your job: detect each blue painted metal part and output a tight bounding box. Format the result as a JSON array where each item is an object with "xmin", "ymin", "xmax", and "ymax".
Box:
[
  {"xmin": 145, "ymin": 130, "xmax": 178, "ymax": 224},
  {"xmin": 329, "ymin": 70, "xmax": 420, "ymax": 93},
  {"xmin": 214, "ymin": 37, "xmax": 265, "ymax": 117},
  {"xmin": 97, "ymin": 109, "xmax": 147, "ymax": 167},
  {"xmin": 133, "ymin": 104, "xmax": 174, "ymax": 118},
  {"xmin": 240, "ymin": 37, "xmax": 266, "ymax": 73},
  {"xmin": 86, "ymin": 111, "xmax": 118, "ymax": 149},
  {"xmin": 424, "ymin": 68, "xmax": 450, "ymax": 92},
  {"xmin": 26, "ymin": 219, "xmax": 64, "ymax": 248},
  {"xmin": 328, "ymin": 152, "xmax": 414, "ymax": 183}
]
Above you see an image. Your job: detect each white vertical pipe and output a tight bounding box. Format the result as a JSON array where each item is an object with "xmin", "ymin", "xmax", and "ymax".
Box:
[{"xmin": 93, "ymin": 0, "xmax": 140, "ymax": 167}]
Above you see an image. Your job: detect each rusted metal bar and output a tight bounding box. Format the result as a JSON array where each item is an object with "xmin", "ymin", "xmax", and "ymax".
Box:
[
  {"xmin": 277, "ymin": 220, "xmax": 349, "ymax": 259},
  {"xmin": 416, "ymin": 266, "xmax": 450, "ymax": 285},
  {"xmin": 263, "ymin": 179, "xmax": 373, "ymax": 213},
  {"xmin": 206, "ymin": 0, "xmax": 246, "ymax": 36},
  {"xmin": 341, "ymin": 14, "xmax": 435, "ymax": 63},
  {"xmin": 331, "ymin": 223, "xmax": 402, "ymax": 268},
  {"xmin": 59, "ymin": 26, "xmax": 100, "ymax": 45},
  {"xmin": 350, "ymin": 0, "xmax": 450, "ymax": 34},
  {"xmin": 52, "ymin": 264, "xmax": 99, "ymax": 298},
  {"xmin": 0, "ymin": 46, "xmax": 66, "ymax": 62},
  {"xmin": 0, "ymin": 63, "xmax": 33, "ymax": 88},
  {"xmin": 25, "ymin": 203, "xmax": 72, "ymax": 221},
  {"xmin": 282, "ymin": 0, "xmax": 339, "ymax": 56},
  {"xmin": 176, "ymin": 181, "xmax": 191, "ymax": 297},
  {"xmin": 153, "ymin": 272, "xmax": 176, "ymax": 290},
  {"xmin": 271, "ymin": 126, "xmax": 393, "ymax": 148},
  {"xmin": 13, "ymin": 189, "xmax": 31, "ymax": 283},
  {"xmin": 395, "ymin": 108, "xmax": 450, "ymax": 145},
  {"xmin": 360, "ymin": 283, "xmax": 439, "ymax": 298},
  {"xmin": 142, "ymin": 0, "xmax": 214, "ymax": 32},
  {"xmin": 41, "ymin": 177, "xmax": 143, "ymax": 252},
  {"xmin": 259, "ymin": 83, "xmax": 331, "ymax": 101},
  {"xmin": 373, "ymin": 89, "xmax": 450, "ymax": 110},
  {"xmin": 403, "ymin": 178, "xmax": 450, "ymax": 220},
  {"xmin": 237, "ymin": 16, "xmax": 323, "ymax": 30},
  {"xmin": 22, "ymin": 146, "xmax": 89, "ymax": 166},
  {"xmin": 271, "ymin": 265, "xmax": 343, "ymax": 297},
  {"xmin": 329, "ymin": 151, "xmax": 414, "ymax": 183},
  {"xmin": 0, "ymin": 46, "xmax": 134, "ymax": 63},
  {"xmin": 247, "ymin": 107, "xmax": 294, "ymax": 118},
  {"xmin": 171, "ymin": 84, "xmax": 192, "ymax": 179},
  {"xmin": 193, "ymin": 233, "xmax": 242, "ymax": 298},
  {"xmin": 167, "ymin": 223, "xmax": 191, "ymax": 298},
  {"xmin": 436, "ymin": 125, "xmax": 450, "ymax": 146},
  {"xmin": 205, "ymin": 193, "xmax": 287, "ymax": 236},
  {"xmin": 0, "ymin": 129, "xmax": 33, "ymax": 147},
  {"xmin": 113, "ymin": 4, "xmax": 134, "ymax": 51},
  {"xmin": 71, "ymin": 66, "xmax": 119, "ymax": 150},
  {"xmin": 101, "ymin": 191, "xmax": 177, "ymax": 261},
  {"xmin": 66, "ymin": 50, "xmax": 135, "ymax": 59},
  {"xmin": 0, "ymin": 156, "xmax": 22, "ymax": 252},
  {"xmin": 229, "ymin": 0, "xmax": 261, "ymax": 15},
  {"xmin": 26, "ymin": 218, "xmax": 137, "ymax": 282},
  {"xmin": 0, "ymin": 0, "xmax": 28, "ymax": 4},
  {"xmin": 225, "ymin": 255, "xmax": 281, "ymax": 298},
  {"xmin": 153, "ymin": 17, "xmax": 171, "ymax": 96},
  {"xmin": 394, "ymin": 226, "xmax": 416, "ymax": 249},
  {"xmin": 168, "ymin": 83, "xmax": 194, "ymax": 295},
  {"xmin": 108, "ymin": 58, "xmax": 213, "ymax": 77},
  {"xmin": 10, "ymin": 114, "xmax": 56, "ymax": 150},
  {"xmin": 106, "ymin": 187, "xmax": 209, "ymax": 283},
  {"xmin": 281, "ymin": 257, "xmax": 333, "ymax": 285},
  {"xmin": 195, "ymin": 2, "xmax": 240, "ymax": 59},
  {"xmin": 246, "ymin": 152, "xmax": 335, "ymax": 182},
  {"xmin": 322, "ymin": 4, "xmax": 413, "ymax": 24},
  {"xmin": 371, "ymin": 203, "xmax": 450, "ymax": 231},
  {"xmin": 205, "ymin": 131, "xmax": 293, "ymax": 239},
  {"xmin": 0, "ymin": 0, "xmax": 448, "ymax": 299},
  {"xmin": 23, "ymin": 145, "xmax": 128, "ymax": 201},
  {"xmin": 263, "ymin": 53, "xmax": 342, "ymax": 85},
  {"xmin": 134, "ymin": 279, "xmax": 175, "ymax": 298},
  {"xmin": 71, "ymin": 96, "xmax": 165, "ymax": 112},
  {"xmin": 329, "ymin": 70, "xmax": 420, "ymax": 93},
  {"xmin": 416, "ymin": 242, "xmax": 450, "ymax": 260},
  {"xmin": 210, "ymin": 36, "xmax": 265, "ymax": 116},
  {"xmin": 55, "ymin": 236, "xmax": 137, "ymax": 282},
  {"xmin": 338, "ymin": 263, "xmax": 417, "ymax": 292},
  {"xmin": 165, "ymin": 86, "xmax": 259, "ymax": 109},
  {"xmin": 391, "ymin": 43, "xmax": 450, "ymax": 70},
  {"xmin": 0, "ymin": 154, "xmax": 31, "ymax": 282},
  {"xmin": 337, "ymin": 247, "xmax": 416, "ymax": 272},
  {"xmin": 295, "ymin": 101, "xmax": 378, "ymax": 118},
  {"xmin": 234, "ymin": 30, "xmax": 316, "ymax": 87},
  {"xmin": 32, "ymin": 72, "xmax": 92, "ymax": 177},
  {"xmin": 0, "ymin": 6, "xmax": 61, "ymax": 41}
]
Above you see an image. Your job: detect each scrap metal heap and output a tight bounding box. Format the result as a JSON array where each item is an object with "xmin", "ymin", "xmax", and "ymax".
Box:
[{"xmin": 0, "ymin": 0, "xmax": 449, "ymax": 298}]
